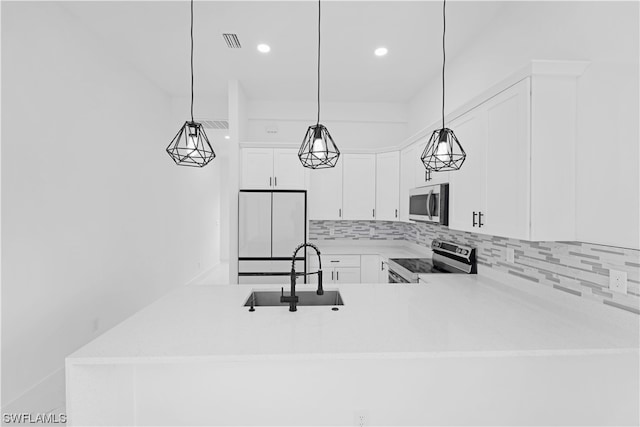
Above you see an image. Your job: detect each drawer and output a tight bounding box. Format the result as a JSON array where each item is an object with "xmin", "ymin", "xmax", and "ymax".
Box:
[{"xmin": 309, "ymin": 254, "xmax": 361, "ymax": 269}]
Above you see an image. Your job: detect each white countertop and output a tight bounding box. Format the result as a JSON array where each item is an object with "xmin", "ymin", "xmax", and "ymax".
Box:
[
  {"xmin": 308, "ymin": 240, "xmax": 429, "ymax": 258},
  {"xmin": 67, "ymin": 274, "xmax": 639, "ymax": 364}
]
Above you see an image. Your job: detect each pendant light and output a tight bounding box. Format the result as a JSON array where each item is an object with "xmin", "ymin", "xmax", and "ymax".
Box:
[
  {"xmin": 298, "ymin": 0, "xmax": 340, "ymax": 169},
  {"xmin": 421, "ymin": 0, "xmax": 465, "ymax": 172},
  {"xmin": 166, "ymin": 0, "xmax": 215, "ymax": 168}
]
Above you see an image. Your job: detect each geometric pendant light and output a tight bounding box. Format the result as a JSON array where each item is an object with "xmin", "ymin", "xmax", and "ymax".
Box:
[
  {"xmin": 421, "ymin": 0, "xmax": 465, "ymax": 172},
  {"xmin": 166, "ymin": 0, "xmax": 215, "ymax": 167},
  {"xmin": 298, "ymin": 0, "xmax": 340, "ymax": 169}
]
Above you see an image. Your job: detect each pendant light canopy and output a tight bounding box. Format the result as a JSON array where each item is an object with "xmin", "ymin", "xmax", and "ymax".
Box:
[
  {"xmin": 167, "ymin": 0, "xmax": 215, "ymax": 168},
  {"xmin": 298, "ymin": 0, "xmax": 340, "ymax": 169},
  {"xmin": 421, "ymin": 0, "xmax": 465, "ymax": 172}
]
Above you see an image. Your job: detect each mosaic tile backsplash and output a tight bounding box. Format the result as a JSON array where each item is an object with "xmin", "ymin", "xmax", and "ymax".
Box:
[{"xmin": 310, "ymin": 220, "xmax": 640, "ymax": 314}]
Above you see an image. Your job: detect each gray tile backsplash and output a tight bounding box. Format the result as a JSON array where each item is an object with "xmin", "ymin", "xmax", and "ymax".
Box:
[{"xmin": 310, "ymin": 220, "xmax": 640, "ymax": 314}]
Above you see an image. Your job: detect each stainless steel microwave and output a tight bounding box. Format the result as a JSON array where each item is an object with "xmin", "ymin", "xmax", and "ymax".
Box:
[{"xmin": 409, "ymin": 184, "xmax": 449, "ymax": 225}]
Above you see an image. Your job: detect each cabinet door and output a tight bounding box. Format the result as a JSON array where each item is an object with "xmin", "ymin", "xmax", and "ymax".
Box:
[
  {"xmin": 379, "ymin": 257, "xmax": 389, "ymax": 283},
  {"xmin": 415, "ymin": 141, "xmax": 450, "ymax": 186},
  {"xmin": 360, "ymin": 255, "xmax": 380, "ymax": 283},
  {"xmin": 399, "ymin": 146, "xmax": 414, "ymax": 222},
  {"xmin": 448, "ymin": 107, "xmax": 487, "ymax": 233},
  {"xmin": 273, "ymin": 148, "xmax": 306, "ymax": 189},
  {"xmin": 334, "ymin": 267, "xmax": 361, "ymax": 284},
  {"xmin": 308, "ymin": 160, "xmax": 343, "ymax": 220},
  {"xmin": 242, "ymin": 148, "xmax": 274, "ymax": 189},
  {"xmin": 375, "ymin": 152, "xmax": 400, "ymax": 221},
  {"xmin": 483, "ymin": 79, "xmax": 530, "ymax": 239},
  {"xmin": 342, "ymin": 154, "xmax": 376, "ymax": 220}
]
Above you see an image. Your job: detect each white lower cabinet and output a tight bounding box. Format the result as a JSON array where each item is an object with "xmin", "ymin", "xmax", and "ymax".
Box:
[
  {"xmin": 379, "ymin": 257, "xmax": 389, "ymax": 283},
  {"xmin": 333, "ymin": 267, "xmax": 360, "ymax": 284},
  {"xmin": 358, "ymin": 255, "xmax": 389, "ymax": 283},
  {"xmin": 309, "ymin": 254, "xmax": 361, "ymax": 284}
]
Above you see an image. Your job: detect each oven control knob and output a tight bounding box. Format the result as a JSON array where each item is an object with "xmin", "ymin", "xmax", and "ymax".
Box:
[{"xmin": 462, "ymin": 250, "xmax": 468, "ymax": 255}]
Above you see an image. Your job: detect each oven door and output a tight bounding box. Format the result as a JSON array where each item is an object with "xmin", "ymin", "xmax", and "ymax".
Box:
[{"xmin": 388, "ymin": 269, "xmax": 410, "ymax": 283}]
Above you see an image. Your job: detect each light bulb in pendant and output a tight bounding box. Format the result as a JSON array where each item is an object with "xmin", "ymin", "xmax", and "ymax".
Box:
[{"xmin": 311, "ymin": 128, "xmax": 328, "ymax": 160}]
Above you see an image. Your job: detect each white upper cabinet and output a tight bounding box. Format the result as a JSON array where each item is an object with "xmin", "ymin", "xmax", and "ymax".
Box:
[
  {"xmin": 241, "ymin": 148, "xmax": 274, "ymax": 189},
  {"xmin": 342, "ymin": 154, "xmax": 377, "ymax": 220},
  {"xmin": 450, "ymin": 79, "xmax": 529, "ymax": 239},
  {"xmin": 308, "ymin": 160, "xmax": 343, "ymax": 220},
  {"xmin": 448, "ymin": 68, "xmax": 581, "ymax": 241},
  {"xmin": 375, "ymin": 152, "xmax": 400, "ymax": 221},
  {"xmin": 399, "ymin": 146, "xmax": 415, "ymax": 222},
  {"xmin": 448, "ymin": 102, "xmax": 489, "ymax": 234},
  {"xmin": 483, "ymin": 80, "xmax": 530, "ymax": 239},
  {"xmin": 415, "ymin": 141, "xmax": 450, "ymax": 187},
  {"xmin": 272, "ymin": 149, "xmax": 306, "ymax": 189},
  {"xmin": 241, "ymin": 147, "xmax": 306, "ymax": 189}
]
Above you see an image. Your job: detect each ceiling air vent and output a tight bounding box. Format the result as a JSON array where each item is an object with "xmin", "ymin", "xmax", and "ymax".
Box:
[
  {"xmin": 222, "ymin": 34, "xmax": 241, "ymax": 48},
  {"xmin": 196, "ymin": 119, "xmax": 229, "ymax": 130}
]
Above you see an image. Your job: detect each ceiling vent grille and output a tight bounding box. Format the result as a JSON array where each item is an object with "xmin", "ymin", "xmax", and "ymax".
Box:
[
  {"xmin": 222, "ymin": 34, "xmax": 241, "ymax": 48},
  {"xmin": 197, "ymin": 119, "xmax": 229, "ymax": 130}
]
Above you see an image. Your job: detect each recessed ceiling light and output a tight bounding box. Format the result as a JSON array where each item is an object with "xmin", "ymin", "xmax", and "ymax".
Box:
[
  {"xmin": 374, "ymin": 47, "xmax": 388, "ymax": 57},
  {"xmin": 224, "ymin": 135, "xmax": 230, "ymax": 140},
  {"xmin": 257, "ymin": 44, "xmax": 271, "ymax": 53}
]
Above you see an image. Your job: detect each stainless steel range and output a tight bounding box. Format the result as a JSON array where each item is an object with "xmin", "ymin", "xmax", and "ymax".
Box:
[{"xmin": 387, "ymin": 239, "xmax": 477, "ymax": 283}]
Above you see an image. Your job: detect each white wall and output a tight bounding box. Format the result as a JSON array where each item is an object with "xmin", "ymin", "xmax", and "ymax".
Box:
[
  {"xmin": 226, "ymin": 81, "xmax": 248, "ymax": 282},
  {"xmin": 246, "ymin": 100, "xmax": 408, "ymax": 150},
  {"xmin": 407, "ymin": 1, "xmax": 639, "ymax": 249},
  {"xmin": 1, "ymin": 2, "xmax": 220, "ymax": 411}
]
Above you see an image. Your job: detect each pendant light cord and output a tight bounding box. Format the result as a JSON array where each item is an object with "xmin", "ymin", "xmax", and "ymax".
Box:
[
  {"xmin": 441, "ymin": 0, "xmax": 446, "ymax": 129},
  {"xmin": 316, "ymin": 0, "xmax": 321, "ymax": 126},
  {"xmin": 190, "ymin": 0, "xmax": 194, "ymax": 123}
]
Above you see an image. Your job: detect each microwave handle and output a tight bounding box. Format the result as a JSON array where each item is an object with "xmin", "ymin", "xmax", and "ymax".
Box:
[{"xmin": 427, "ymin": 189, "xmax": 434, "ymax": 220}]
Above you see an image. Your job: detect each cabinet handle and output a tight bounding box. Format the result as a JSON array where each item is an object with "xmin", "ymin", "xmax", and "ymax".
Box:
[
  {"xmin": 274, "ymin": 176, "xmax": 277, "ymax": 187},
  {"xmin": 330, "ymin": 260, "xmax": 339, "ymax": 263},
  {"xmin": 472, "ymin": 211, "xmax": 477, "ymax": 227},
  {"xmin": 395, "ymin": 209, "xmax": 398, "ymax": 218},
  {"xmin": 331, "ymin": 271, "xmax": 334, "ymax": 280},
  {"xmin": 336, "ymin": 271, "xmax": 339, "ymax": 281},
  {"xmin": 269, "ymin": 177, "xmax": 272, "ymax": 187},
  {"xmin": 339, "ymin": 208, "xmax": 342, "ymax": 218},
  {"xmin": 478, "ymin": 212, "xmax": 484, "ymax": 228},
  {"xmin": 372, "ymin": 209, "xmax": 375, "ymax": 218}
]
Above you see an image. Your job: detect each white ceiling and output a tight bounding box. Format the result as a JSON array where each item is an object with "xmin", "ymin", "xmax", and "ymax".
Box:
[{"xmin": 62, "ymin": 1, "xmax": 508, "ymax": 103}]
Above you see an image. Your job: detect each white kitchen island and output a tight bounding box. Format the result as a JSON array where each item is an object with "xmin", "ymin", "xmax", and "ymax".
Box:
[{"xmin": 66, "ymin": 275, "xmax": 639, "ymax": 426}]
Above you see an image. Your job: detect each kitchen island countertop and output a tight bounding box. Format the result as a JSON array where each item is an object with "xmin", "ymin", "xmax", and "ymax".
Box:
[{"xmin": 67, "ymin": 274, "xmax": 639, "ymax": 364}]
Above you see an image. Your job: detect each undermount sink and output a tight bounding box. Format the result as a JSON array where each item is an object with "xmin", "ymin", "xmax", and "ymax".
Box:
[{"xmin": 244, "ymin": 290, "xmax": 344, "ymax": 307}]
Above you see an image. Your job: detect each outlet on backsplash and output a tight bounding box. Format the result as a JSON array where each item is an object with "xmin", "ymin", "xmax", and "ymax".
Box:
[
  {"xmin": 609, "ymin": 270, "xmax": 628, "ymax": 294},
  {"xmin": 506, "ymin": 248, "xmax": 515, "ymax": 263},
  {"xmin": 329, "ymin": 227, "xmax": 335, "ymax": 236},
  {"xmin": 369, "ymin": 227, "xmax": 375, "ymax": 237}
]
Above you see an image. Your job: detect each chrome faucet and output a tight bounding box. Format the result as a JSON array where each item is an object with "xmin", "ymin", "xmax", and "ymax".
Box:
[{"xmin": 280, "ymin": 242, "xmax": 324, "ymax": 312}]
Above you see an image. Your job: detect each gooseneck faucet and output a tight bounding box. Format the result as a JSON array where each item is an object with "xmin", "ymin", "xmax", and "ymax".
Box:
[{"xmin": 280, "ymin": 242, "xmax": 323, "ymax": 312}]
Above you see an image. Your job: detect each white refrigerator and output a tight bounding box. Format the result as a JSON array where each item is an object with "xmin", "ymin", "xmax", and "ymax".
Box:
[{"xmin": 238, "ymin": 190, "xmax": 307, "ymax": 284}]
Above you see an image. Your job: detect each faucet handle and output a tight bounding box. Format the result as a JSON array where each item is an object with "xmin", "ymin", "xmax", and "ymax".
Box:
[{"xmin": 281, "ymin": 287, "xmax": 284, "ymax": 297}]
